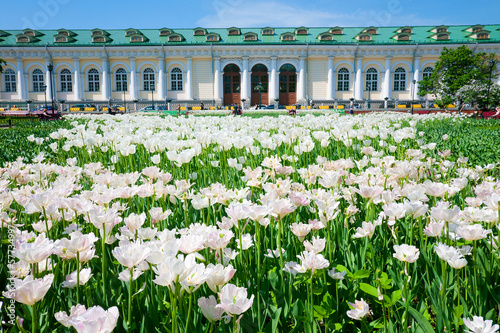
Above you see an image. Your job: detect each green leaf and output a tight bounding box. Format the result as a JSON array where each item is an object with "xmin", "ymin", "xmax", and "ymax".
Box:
[
  {"xmin": 353, "ymin": 269, "xmax": 371, "ymax": 279},
  {"xmin": 360, "ymin": 283, "xmax": 379, "ymax": 298},
  {"xmin": 408, "ymin": 305, "xmax": 436, "ymax": 333}
]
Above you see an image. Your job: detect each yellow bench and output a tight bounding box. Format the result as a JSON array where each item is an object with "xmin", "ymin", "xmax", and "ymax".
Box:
[
  {"xmin": 286, "ymin": 106, "xmax": 295, "ymax": 110},
  {"xmin": 210, "ymin": 106, "xmax": 216, "ymax": 110},
  {"xmin": 191, "ymin": 106, "xmax": 202, "ymax": 110},
  {"xmin": 180, "ymin": 106, "xmax": 187, "ymax": 111},
  {"xmin": 397, "ymin": 105, "xmax": 407, "ymax": 109},
  {"xmin": 319, "ymin": 105, "xmax": 330, "ymax": 109},
  {"xmin": 336, "ymin": 105, "xmax": 344, "ymax": 110},
  {"xmin": 0, "ymin": 108, "xmax": 4, "ymax": 111},
  {"xmin": 70, "ymin": 107, "xmax": 81, "ymax": 112},
  {"xmin": 84, "ymin": 107, "xmax": 96, "ymax": 111},
  {"xmin": 117, "ymin": 107, "xmax": 125, "ymax": 111},
  {"xmin": 412, "ymin": 104, "xmax": 422, "ymax": 109}
]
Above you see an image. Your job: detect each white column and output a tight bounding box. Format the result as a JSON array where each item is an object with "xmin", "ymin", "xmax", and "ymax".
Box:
[
  {"xmin": 73, "ymin": 59, "xmax": 82, "ymax": 101},
  {"xmin": 354, "ymin": 57, "xmax": 363, "ymax": 100},
  {"xmin": 412, "ymin": 57, "xmax": 420, "ymax": 99},
  {"xmin": 16, "ymin": 59, "xmax": 26, "ymax": 100},
  {"xmin": 213, "ymin": 57, "xmax": 222, "ymax": 103},
  {"xmin": 326, "ymin": 56, "xmax": 334, "ymax": 100},
  {"xmin": 185, "ymin": 57, "xmax": 193, "ymax": 100},
  {"xmin": 496, "ymin": 64, "xmax": 500, "ymax": 86},
  {"xmin": 45, "ymin": 60, "xmax": 53, "ymax": 102},
  {"xmin": 269, "ymin": 57, "xmax": 278, "ymax": 102},
  {"xmin": 382, "ymin": 57, "xmax": 392, "ymax": 99},
  {"xmin": 102, "ymin": 58, "xmax": 110, "ymax": 101},
  {"xmin": 297, "ymin": 57, "xmax": 306, "ymax": 103},
  {"xmin": 158, "ymin": 57, "xmax": 165, "ymax": 100},
  {"xmin": 129, "ymin": 58, "xmax": 137, "ymax": 100},
  {"xmin": 241, "ymin": 57, "xmax": 250, "ymax": 102}
]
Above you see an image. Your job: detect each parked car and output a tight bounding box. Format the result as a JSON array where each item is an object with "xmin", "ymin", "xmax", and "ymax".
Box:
[
  {"xmin": 262, "ymin": 104, "xmax": 286, "ymax": 110},
  {"xmin": 139, "ymin": 105, "xmax": 167, "ymax": 111}
]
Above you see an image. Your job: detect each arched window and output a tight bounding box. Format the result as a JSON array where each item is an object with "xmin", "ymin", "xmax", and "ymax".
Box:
[
  {"xmin": 330, "ymin": 29, "xmax": 343, "ymax": 35},
  {"xmin": 4, "ymin": 69, "xmax": 16, "ymax": 92},
  {"xmin": 17, "ymin": 36, "xmax": 29, "ymax": 43},
  {"xmin": 60, "ymin": 69, "xmax": 72, "ymax": 92},
  {"xmin": 143, "ymin": 68, "xmax": 155, "ymax": 91},
  {"xmin": 422, "ymin": 67, "xmax": 433, "ymax": 79},
  {"xmin": 365, "ymin": 68, "xmax": 378, "ymax": 91},
  {"xmin": 262, "ymin": 29, "xmax": 274, "ymax": 35},
  {"xmin": 32, "ymin": 69, "xmax": 44, "ymax": 92},
  {"xmin": 359, "ymin": 35, "xmax": 371, "ymax": 41},
  {"xmin": 228, "ymin": 29, "xmax": 240, "ymax": 36},
  {"xmin": 437, "ymin": 34, "xmax": 449, "ymax": 40},
  {"xmin": 171, "ymin": 68, "xmax": 183, "ymax": 91},
  {"xmin": 88, "ymin": 69, "xmax": 100, "ymax": 92},
  {"xmin": 393, "ymin": 68, "xmax": 406, "ymax": 91},
  {"xmin": 401, "ymin": 28, "xmax": 412, "ymax": 34},
  {"xmin": 437, "ymin": 27, "xmax": 447, "ymax": 33},
  {"xmin": 244, "ymin": 34, "xmax": 257, "ymax": 41},
  {"xmin": 168, "ymin": 35, "xmax": 181, "ymax": 42},
  {"xmin": 93, "ymin": 36, "xmax": 105, "ymax": 43},
  {"xmin": 320, "ymin": 34, "xmax": 333, "ymax": 41},
  {"xmin": 296, "ymin": 29, "xmax": 308, "ymax": 35},
  {"xmin": 206, "ymin": 35, "xmax": 219, "ymax": 42},
  {"xmin": 366, "ymin": 29, "xmax": 377, "ymax": 34},
  {"xmin": 337, "ymin": 68, "xmax": 350, "ymax": 91},
  {"xmin": 472, "ymin": 27, "xmax": 483, "ymax": 33},
  {"xmin": 282, "ymin": 34, "xmax": 295, "ymax": 41},
  {"xmin": 116, "ymin": 68, "xmax": 127, "ymax": 92},
  {"xmin": 55, "ymin": 36, "xmax": 67, "ymax": 43},
  {"xmin": 477, "ymin": 33, "xmax": 489, "ymax": 40},
  {"xmin": 130, "ymin": 36, "xmax": 143, "ymax": 42},
  {"xmin": 398, "ymin": 35, "xmax": 410, "ymax": 41}
]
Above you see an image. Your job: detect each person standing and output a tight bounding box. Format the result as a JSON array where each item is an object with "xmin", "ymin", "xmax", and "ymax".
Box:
[
  {"xmin": 200, "ymin": 101, "xmax": 204, "ymax": 110},
  {"xmin": 349, "ymin": 100, "xmax": 354, "ymax": 114}
]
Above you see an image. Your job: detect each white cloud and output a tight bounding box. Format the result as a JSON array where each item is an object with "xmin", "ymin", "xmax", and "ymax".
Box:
[{"xmin": 197, "ymin": 0, "xmax": 438, "ymax": 28}]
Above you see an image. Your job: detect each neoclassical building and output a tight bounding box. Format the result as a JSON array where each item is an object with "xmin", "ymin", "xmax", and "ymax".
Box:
[{"xmin": 0, "ymin": 24, "xmax": 499, "ymax": 106}]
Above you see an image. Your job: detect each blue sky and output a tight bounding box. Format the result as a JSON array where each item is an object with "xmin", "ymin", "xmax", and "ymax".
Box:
[{"xmin": 4, "ymin": 0, "xmax": 499, "ymax": 30}]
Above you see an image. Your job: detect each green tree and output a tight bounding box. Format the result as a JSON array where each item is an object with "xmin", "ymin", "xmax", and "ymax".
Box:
[
  {"xmin": 418, "ymin": 45, "xmax": 497, "ymax": 109},
  {"xmin": 0, "ymin": 58, "xmax": 6, "ymax": 73}
]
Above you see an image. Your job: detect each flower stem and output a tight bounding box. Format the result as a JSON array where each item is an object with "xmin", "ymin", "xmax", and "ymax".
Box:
[
  {"xmin": 184, "ymin": 291, "xmax": 193, "ymax": 333},
  {"xmin": 128, "ymin": 268, "xmax": 133, "ymax": 327},
  {"xmin": 76, "ymin": 252, "xmax": 80, "ymax": 304},
  {"xmin": 32, "ymin": 302, "xmax": 37, "ymax": 333}
]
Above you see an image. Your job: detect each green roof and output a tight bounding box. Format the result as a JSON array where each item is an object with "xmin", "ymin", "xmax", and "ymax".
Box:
[{"xmin": 1, "ymin": 25, "xmax": 499, "ymax": 47}]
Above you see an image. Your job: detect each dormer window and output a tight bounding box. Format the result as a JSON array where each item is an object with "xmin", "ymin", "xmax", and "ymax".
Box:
[
  {"xmin": 206, "ymin": 34, "xmax": 220, "ymax": 42},
  {"xmin": 126, "ymin": 30, "xmax": 137, "ymax": 36},
  {"xmin": 397, "ymin": 34, "xmax": 410, "ymax": 41},
  {"xmin": 437, "ymin": 27, "xmax": 448, "ymax": 33},
  {"xmin": 228, "ymin": 29, "xmax": 240, "ymax": 36},
  {"xmin": 92, "ymin": 31, "xmax": 103, "ymax": 36},
  {"xmin": 130, "ymin": 35, "xmax": 143, "ymax": 42},
  {"xmin": 366, "ymin": 29, "xmax": 377, "ymax": 34},
  {"xmin": 17, "ymin": 36, "xmax": 30, "ymax": 43},
  {"xmin": 262, "ymin": 29, "xmax": 274, "ymax": 35},
  {"xmin": 401, "ymin": 28, "xmax": 412, "ymax": 34},
  {"xmin": 473, "ymin": 27, "xmax": 483, "ymax": 33},
  {"xmin": 281, "ymin": 34, "xmax": 295, "ymax": 41},
  {"xmin": 93, "ymin": 36, "xmax": 105, "ymax": 43},
  {"xmin": 55, "ymin": 36, "xmax": 68, "ymax": 43},
  {"xmin": 330, "ymin": 28, "xmax": 343, "ymax": 35},
  {"xmin": 477, "ymin": 33, "xmax": 490, "ymax": 40},
  {"xmin": 168, "ymin": 35, "xmax": 182, "ymax": 42},
  {"xmin": 59, "ymin": 31, "xmax": 69, "ymax": 36},
  {"xmin": 437, "ymin": 34, "xmax": 449, "ymax": 40},
  {"xmin": 24, "ymin": 30, "xmax": 35, "ymax": 37},
  {"xmin": 160, "ymin": 29, "xmax": 172, "ymax": 36},
  {"xmin": 244, "ymin": 34, "xmax": 258, "ymax": 41},
  {"xmin": 296, "ymin": 29, "xmax": 308, "ymax": 35},
  {"xmin": 320, "ymin": 34, "xmax": 333, "ymax": 41},
  {"xmin": 194, "ymin": 29, "xmax": 206, "ymax": 36},
  {"xmin": 359, "ymin": 34, "xmax": 371, "ymax": 41}
]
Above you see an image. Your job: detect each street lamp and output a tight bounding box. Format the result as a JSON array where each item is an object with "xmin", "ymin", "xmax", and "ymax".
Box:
[
  {"xmin": 26, "ymin": 100, "xmax": 33, "ymax": 114},
  {"xmin": 254, "ymin": 82, "xmax": 263, "ymax": 109},
  {"xmin": 59, "ymin": 99, "xmax": 65, "ymax": 113},
  {"xmin": 151, "ymin": 90, "xmax": 154, "ymax": 110},
  {"xmin": 41, "ymin": 83, "xmax": 47, "ymax": 111},
  {"xmin": 165, "ymin": 98, "xmax": 172, "ymax": 112},
  {"xmin": 411, "ymin": 79, "xmax": 417, "ymax": 114},
  {"xmin": 241, "ymin": 98, "xmax": 246, "ymax": 110},
  {"xmin": 384, "ymin": 96, "xmax": 389, "ymax": 109},
  {"xmin": 133, "ymin": 99, "xmax": 138, "ymax": 111},
  {"xmin": 367, "ymin": 81, "xmax": 372, "ymax": 110},
  {"xmin": 123, "ymin": 89, "xmax": 126, "ymax": 112},
  {"xmin": 48, "ymin": 63, "xmax": 55, "ymax": 114},
  {"xmin": 486, "ymin": 59, "xmax": 495, "ymax": 111},
  {"xmin": 274, "ymin": 97, "xmax": 279, "ymax": 109}
]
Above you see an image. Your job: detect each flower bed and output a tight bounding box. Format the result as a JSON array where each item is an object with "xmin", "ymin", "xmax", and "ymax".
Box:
[{"xmin": 0, "ymin": 112, "xmax": 499, "ymax": 332}]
